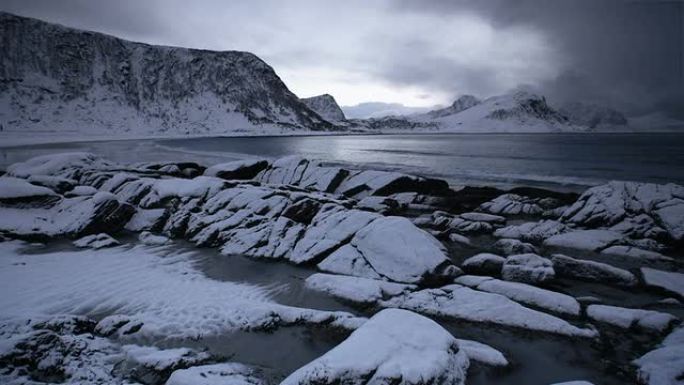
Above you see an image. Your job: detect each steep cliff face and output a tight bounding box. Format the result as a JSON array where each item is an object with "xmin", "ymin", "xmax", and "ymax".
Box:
[
  {"xmin": 0, "ymin": 12, "xmax": 333, "ymax": 137},
  {"xmin": 301, "ymin": 94, "xmax": 346, "ymax": 122},
  {"xmin": 560, "ymin": 102, "xmax": 628, "ymax": 129},
  {"xmin": 425, "ymin": 95, "xmax": 480, "ymax": 119}
]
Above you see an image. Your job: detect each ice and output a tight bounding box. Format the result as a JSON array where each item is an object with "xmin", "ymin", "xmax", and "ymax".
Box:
[
  {"xmin": 641, "ymin": 268, "xmax": 684, "ymax": 298},
  {"xmin": 383, "ymin": 284, "xmax": 597, "ymax": 337},
  {"xmin": 586, "ymin": 305, "xmax": 678, "ymax": 333},
  {"xmin": 281, "ymin": 309, "xmax": 470, "ymax": 385}
]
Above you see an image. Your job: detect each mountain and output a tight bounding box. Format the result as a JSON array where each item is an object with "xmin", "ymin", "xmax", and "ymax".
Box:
[
  {"xmin": 301, "ymin": 94, "xmax": 346, "ymax": 122},
  {"xmin": 559, "ymin": 102, "xmax": 627, "ymax": 129},
  {"xmin": 341, "ymin": 102, "xmax": 438, "ymax": 119},
  {"xmin": 424, "ymin": 95, "xmax": 480, "ymax": 119},
  {"xmin": 0, "ymin": 12, "xmax": 335, "ymax": 140},
  {"xmin": 405, "ymin": 91, "xmax": 581, "ymax": 133}
]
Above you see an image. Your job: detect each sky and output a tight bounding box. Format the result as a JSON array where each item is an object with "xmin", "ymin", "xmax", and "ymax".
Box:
[{"xmin": 1, "ymin": 0, "xmax": 682, "ymax": 117}]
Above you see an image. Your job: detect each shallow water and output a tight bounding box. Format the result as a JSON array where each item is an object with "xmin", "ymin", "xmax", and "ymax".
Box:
[{"xmin": 2, "ymin": 133, "xmax": 684, "ymax": 191}]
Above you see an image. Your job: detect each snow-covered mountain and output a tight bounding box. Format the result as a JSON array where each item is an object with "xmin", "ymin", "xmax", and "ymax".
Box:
[
  {"xmin": 405, "ymin": 91, "xmax": 581, "ymax": 133},
  {"xmin": 342, "ymin": 102, "xmax": 438, "ymax": 119},
  {"xmin": 559, "ymin": 102, "xmax": 627, "ymax": 129},
  {"xmin": 301, "ymin": 94, "xmax": 346, "ymax": 122},
  {"xmin": 0, "ymin": 12, "xmax": 336, "ymax": 140}
]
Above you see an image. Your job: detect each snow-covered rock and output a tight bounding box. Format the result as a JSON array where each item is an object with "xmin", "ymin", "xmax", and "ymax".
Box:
[
  {"xmin": 494, "ymin": 238, "xmax": 538, "ymax": 255},
  {"xmin": 280, "ymin": 309, "xmax": 470, "ymax": 385},
  {"xmin": 1, "ymin": 13, "xmax": 334, "ymax": 138},
  {"xmin": 494, "ymin": 220, "xmax": 570, "ymax": 244},
  {"xmin": 0, "ymin": 176, "xmax": 59, "ymax": 206},
  {"xmin": 586, "ymin": 305, "xmax": 678, "ymax": 333},
  {"xmin": 166, "ymin": 363, "xmax": 264, "ymax": 385},
  {"xmin": 641, "ymin": 268, "xmax": 684, "ymax": 298},
  {"xmin": 600, "ymin": 246, "xmax": 673, "ymax": 262},
  {"xmin": 455, "ymin": 275, "xmax": 581, "ymax": 316},
  {"xmin": 6, "ymin": 152, "xmax": 114, "ymax": 179},
  {"xmin": 204, "ymin": 159, "xmax": 269, "ymax": 180},
  {"xmin": 501, "ymin": 254, "xmax": 555, "ymax": 284},
  {"xmin": 633, "ymin": 327, "xmax": 684, "ymax": 385},
  {"xmin": 560, "ymin": 181, "xmax": 684, "ymax": 242},
  {"xmin": 479, "ymin": 193, "xmax": 561, "ymax": 216},
  {"xmin": 73, "ymin": 233, "xmax": 120, "ymax": 249},
  {"xmin": 544, "ymin": 229, "xmax": 623, "ymax": 251},
  {"xmin": 455, "ymin": 338, "xmax": 508, "ymax": 367},
  {"xmin": 301, "ymin": 94, "xmax": 346, "ymax": 122},
  {"xmin": 123, "ymin": 344, "xmax": 211, "ymax": 384},
  {"xmin": 65, "ymin": 185, "xmax": 98, "ymax": 197},
  {"xmin": 305, "ymin": 273, "xmax": 415, "ymax": 304},
  {"xmin": 318, "ymin": 216, "xmax": 454, "ymax": 284},
  {"xmin": 551, "ymin": 254, "xmax": 637, "ymax": 287},
  {"xmin": 416, "ymin": 210, "xmax": 506, "ymax": 235},
  {"xmin": 461, "ymin": 253, "xmax": 505, "ymax": 276},
  {"xmin": 139, "ymin": 231, "xmax": 171, "ymax": 245},
  {"xmin": 383, "ymin": 284, "xmax": 597, "ymax": 337}
]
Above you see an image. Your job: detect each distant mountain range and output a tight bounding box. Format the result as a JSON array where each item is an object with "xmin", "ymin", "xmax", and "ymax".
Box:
[{"xmin": 0, "ymin": 12, "xmax": 680, "ymax": 143}]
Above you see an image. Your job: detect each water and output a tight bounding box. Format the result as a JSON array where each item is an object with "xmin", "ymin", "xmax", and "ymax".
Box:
[{"xmin": 2, "ymin": 133, "xmax": 683, "ymax": 191}]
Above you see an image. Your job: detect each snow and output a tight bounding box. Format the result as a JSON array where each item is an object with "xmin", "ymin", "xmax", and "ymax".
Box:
[
  {"xmin": 139, "ymin": 231, "xmax": 171, "ymax": 245},
  {"xmin": 66, "ymin": 185, "xmax": 98, "ymax": 197},
  {"xmin": 633, "ymin": 327, "xmax": 684, "ymax": 385},
  {"xmin": 455, "ymin": 275, "xmax": 581, "ymax": 316},
  {"xmin": 305, "ymin": 273, "xmax": 416, "ymax": 304},
  {"xmin": 140, "ymin": 176, "xmax": 228, "ymax": 207},
  {"xmin": 0, "ymin": 243, "xmax": 363, "ymax": 339},
  {"xmin": 123, "ymin": 344, "xmax": 210, "ymax": 372},
  {"xmin": 125, "ymin": 208, "xmax": 168, "ymax": 232},
  {"xmin": 544, "ymin": 229, "xmax": 623, "ymax": 251},
  {"xmin": 460, "ymin": 253, "xmax": 505, "ymax": 276},
  {"xmin": 501, "ymin": 253, "xmax": 555, "ymax": 284},
  {"xmin": 551, "ymin": 254, "xmax": 637, "ymax": 287},
  {"xmin": 317, "ymin": 216, "xmax": 451, "ymax": 284},
  {"xmin": 204, "ymin": 159, "xmax": 269, "ymax": 180},
  {"xmin": 73, "ymin": 233, "xmax": 120, "ymax": 249},
  {"xmin": 5, "ymin": 152, "xmax": 113, "ymax": 179},
  {"xmin": 0, "ymin": 176, "xmax": 57, "ymax": 200},
  {"xmin": 383, "ymin": 284, "xmax": 597, "ymax": 337},
  {"xmin": 166, "ymin": 363, "xmax": 264, "ymax": 385},
  {"xmin": 641, "ymin": 268, "xmax": 684, "ymax": 298},
  {"xmin": 280, "ymin": 308, "xmax": 470, "ymax": 385},
  {"xmin": 586, "ymin": 305, "xmax": 678, "ymax": 332},
  {"xmin": 478, "ymin": 193, "xmax": 557, "ymax": 216},
  {"xmin": 600, "ymin": 246, "xmax": 673, "ymax": 262}
]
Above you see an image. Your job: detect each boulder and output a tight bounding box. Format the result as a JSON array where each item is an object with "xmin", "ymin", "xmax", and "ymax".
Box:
[
  {"xmin": 73, "ymin": 233, "xmax": 120, "ymax": 249},
  {"xmin": 204, "ymin": 159, "xmax": 269, "ymax": 180},
  {"xmin": 493, "ymin": 220, "xmax": 570, "ymax": 243},
  {"xmin": 586, "ymin": 304, "xmax": 678, "ymax": 333},
  {"xmin": 461, "ymin": 253, "xmax": 505, "ymax": 276},
  {"xmin": 493, "ymin": 238, "xmax": 538, "ymax": 255},
  {"xmin": 551, "ymin": 254, "xmax": 637, "ymax": 287},
  {"xmin": 501, "ymin": 253, "xmax": 555, "ymax": 284},
  {"xmin": 641, "ymin": 268, "xmax": 684, "ymax": 298},
  {"xmin": 280, "ymin": 309, "xmax": 470, "ymax": 385}
]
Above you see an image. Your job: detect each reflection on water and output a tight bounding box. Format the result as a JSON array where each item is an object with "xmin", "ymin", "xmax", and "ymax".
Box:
[{"xmin": 2, "ymin": 133, "xmax": 683, "ymax": 192}]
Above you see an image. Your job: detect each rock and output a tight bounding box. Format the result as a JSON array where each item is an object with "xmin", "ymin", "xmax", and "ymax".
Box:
[
  {"xmin": 586, "ymin": 304, "xmax": 678, "ymax": 333},
  {"xmin": 6, "ymin": 152, "xmax": 113, "ymax": 179},
  {"xmin": 280, "ymin": 309, "xmax": 470, "ymax": 385},
  {"xmin": 479, "ymin": 193, "xmax": 561, "ymax": 216},
  {"xmin": 27, "ymin": 175, "xmax": 77, "ymax": 194},
  {"xmin": 139, "ymin": 177, "xmax": 229, "ymax": 208},
  {"xmin": 317, "ymin": 216, "xmax": 454, "ymax": 284},
  {"xmin": 551, "ymin": 254, "xmax": 637, "ymax": 287},
  {"xmin": 455, "ymin": 338, "xmax": 509, "ymax": 367},
  {"xmin": 166, "ymin": 363, "xmax": 264, "ymax": 385},
  {"xmin": 356, "ymin": 196, "xmax": 401, "ymax": 214},
  {"xmin": 337, "ymin": 169, "xmax": 451, "ymax": 198},
  {"xmin": 123, "ymin": 345, "xmax": 211, "ymax": 385},
  {"xmin": 455, "ymin": 275, "xmax": 581, "ymax": 316},
  {"xmin": 600, "ymin": 246, "xmax": 673, "ymax": 262},
  {"xmin": 641, "ymin": 268, "xmax": 684, "ymax": 299},
  {"xmin": 281, "ymin": 197, "xmax": 322, "ymax": 224},
  {"xmin": 416, "ymin": 210, "xmax": 506, "ymax": 235},
  {"xmin": 204, "ymin": 159, "xmax": 269, "ymax": 180},
  {"xmin": 544, "ymin": 229, "xmax": 623, "ymax": 251},
  {"xmin": 95, "ymin": 314, "xmax": 142, "ymax": 337},
  {"xmin": 73, "ymin": 233, "xmax": 120, "ymax": 249},
  {"xmin": 383, "ymin": 284, "xmax": 597, "ymax": 337},
  {"xmin": 305, "ymin": 273, "xmax": 416, "ymax": 305},
  {"xmin": 494, "ymin": 238, "xmax": 538, "ymax": 255},
  {"xmin": 0, "ymin": 176, "xmax": 59, "ymax": 206},
  {"xmin": 560, "ymin": 181, "xmax": 684, "ymax": 242},
  {"xmin": 461, "ymin": 253, "xmax": 505, "ymax": 276},
  {"xmin": 301, "ymin": 94, "xmax": 346, "ymax": 122},
  {"xmin": 126, "ymin": 208, "xmax": 169, "ymax": 232},
  {"xmin": 448, "ymin": 232, "xmax": 472, "ymax": 246},
  {"xmin": 633, "ymin": 327, "xmax": 684, "ymax": 385},
  {"xmin": 501, "ymin": 254, "xmax": 555, "ymax": 284},
  {"xmin": 65, "ymin": 185, "xmax": 98, "ymax": 197},
  {"xmin": 139, "ymin": 231, "xmax": 171, "ymax": 245},
  {"xmin": 494, "ymin": 220, "xmax": 570, "ymax": 244}
]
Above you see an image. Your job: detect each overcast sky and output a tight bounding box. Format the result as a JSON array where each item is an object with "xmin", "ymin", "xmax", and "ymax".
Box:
[{"xmin": 2, "ymin": 0, "xmax": 682, "ymax": 117}]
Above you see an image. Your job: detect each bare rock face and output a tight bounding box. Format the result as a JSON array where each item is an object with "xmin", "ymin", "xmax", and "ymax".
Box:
[
  {"xmin": 301, "ymin": 94, "xmax": 346, "ymax": 122},
  {"xmin": 0, "ymin": 12, "xmax": 333, "ymax": 136}
]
